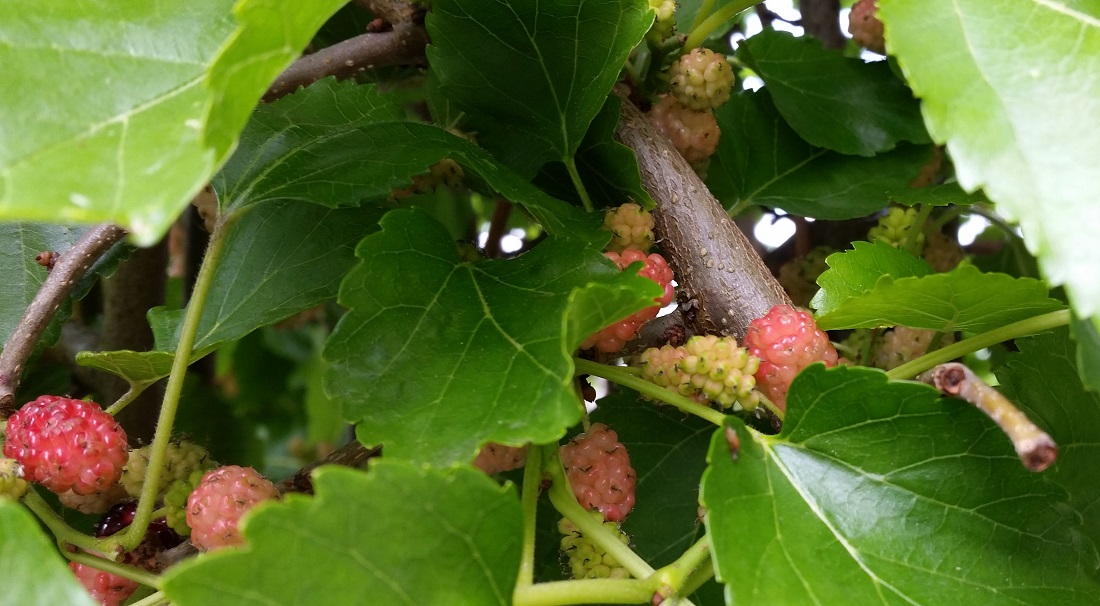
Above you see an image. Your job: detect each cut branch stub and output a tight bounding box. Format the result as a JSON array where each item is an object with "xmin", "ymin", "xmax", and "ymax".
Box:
[
  {"xmin": 919, "ymin": 362, "xmax": 1058, "ymax": 472},
  {"xmin": 615, "ymin": 96, "xmax": 790, "ymax": 340}
]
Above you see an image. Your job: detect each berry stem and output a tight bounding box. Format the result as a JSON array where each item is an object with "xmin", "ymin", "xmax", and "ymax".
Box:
[
  {"xmin": 104, "ymin": 381, "xmax": 157, "ymax": 416},
  {"xmin": 516, "ymin": 444, "xmax": 545, "ymax": 588},
  {"xmin": 564, "ymin": 156, "xmax": 595, "ymax": 213},
  {"xmin": 690, "ymin": 0, "xmax": 717, "ymax": 32},
  {"xmin": 684, "ymin": 0, "xmax": 755, "ymax": 51},
  {"xmin": 574, "ymin": 358, "xmax": 727, "ymax": 427},
  {"xmin": 20, "ymin": 488, "xmax": 103, "ymax": 553},
  {"xmin": 514, "ymin": 578, "xmax": 653, "ymax": 606},
  {"xmin": 117, "ymin": 219, "xmax": 232, "ymax": 553},
  {"xmin": 903, "ymin": 204, "xmax": 932, "ymax": 255},
  {"xmin": 886, "ymin": 309, "xmax": 1070, "ymax": 381},
  {"xmin": 128, "ymin": 591, "xmax": 170, "ymax": 606},
  {"xmin": 650, "ymin": 536, "xmax": 712, "ymax": 600},
  {"xmin": 66, "ymin": 550, "xmax": 163, "ymax": 590},
  {"xmin": 544, "ymin": 446, "xmax": 655, "ymax": 579}
]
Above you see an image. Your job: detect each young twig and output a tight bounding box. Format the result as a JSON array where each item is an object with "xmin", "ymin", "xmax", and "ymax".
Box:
[
  {"xmin": 0, "ymin": 223, "xmax": 127, "ymax": 417},
  {"xmin": 275, "ymin": 441, "xmax": 382, "ymax": 494},
  {"xmin": 263, "ymin": 23, "xmax": 429, "ymax": 102},
  {"xmin": 918, "ymin": 363, "xmax": 1057, "ymax": 472}
]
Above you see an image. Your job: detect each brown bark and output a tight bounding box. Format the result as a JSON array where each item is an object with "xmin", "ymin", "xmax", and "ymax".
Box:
[
  {"xmin": 615, "ymin": 98, "xmax": 791, "ymax": 340},
  {"xmin": 800, "ymin": 0, "xmax": 846, "ymax": 50},
  {"xmin": 0, "ymin": 224, "xmax": 127, "ymax": 417},
  {"xmin": 263, "ymin": 23, "xmax": 429, "ymax": 102}
]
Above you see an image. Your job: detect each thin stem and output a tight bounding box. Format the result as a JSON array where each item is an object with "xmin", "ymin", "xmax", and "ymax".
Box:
[
  {"xmin": 517, "ymin": 444, "xmax": 545, "ymax": 588},
  {"xmin": 544, "ymin": 448, "xmax": 655, "ymax": 579},
  {"xmin": 129, "ymin": 591, "xmax": 171, "ymax": 606},
  {"xmin": 650, "ymin": 536, "xmax": 711, "ymax": 600},
  {"xmin": 66, "ymin": 550, "xmax": 162, "ymax": 589},
  {"xmin": 564, "ymin": 157, "xmax": 595, "ymax": 213},
  {"xmin": 514, "ymin": 579, "xmax": 654, "ymax": 606},
  {"xmin": 104, "ymin": 381, "xmax": 155, "ymax": 416},
  {"xmin": 887, "ymin": 309, "xmax": 1070, "ymax": 381},
  {"xmin": 115, "ymin": 224, "xmax": 230, "ymax": 553},
  {"xmin": 678, "ymin": 558, "xmax": 715, "ymax": 597},
  {"xmin": 690, "ymin": 0, "xmax": 718, "ymax": 32},
  {"xmin": 21, "ymin": 488, "xmax": 103, "ymax": 554},
  {"xmin": 575, "ymin": 358, "xmax": 727, "ymax": 427},
  {"xmin": 685, "ymin": 0, "xmax": 755, "ymax": 50},
  {"xmin": 905, "ymin": 204, "xmax": 933, "ymax": 255},
  {"xmin": 963, "ymin": 206, "xmax": 1033, "ymax": 278}
]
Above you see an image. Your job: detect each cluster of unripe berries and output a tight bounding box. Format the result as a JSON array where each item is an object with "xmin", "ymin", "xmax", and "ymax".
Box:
[
  {"xmin": 647, "ymin": 46, "xmax": 733, "ymax": 174},
  {"xmin": 1, "ymin": 395, "xmax": 280, "ymax": 604},
  {"xmin": 637, "ymin": 335, "xmax": 762, "ymax": 410}
]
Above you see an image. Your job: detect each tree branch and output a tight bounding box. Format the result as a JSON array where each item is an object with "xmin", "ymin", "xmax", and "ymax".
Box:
[
  {"xmin": 353, "ymin": 0, "xmax": 422, "ymax": 25},
  {"xmin": 263, "ymin": 23, "xmax": 429, "ymax": 102},
  {"xmin": 918, "ymin": 363, "xmax": 1057, "ymax": 472},
  {"xmin": 0, "ymin": 224, "xmax": 127, "ymax": 417},
  {"xmin": 276, "ymin": 441, "xmax": 381, "ymax": 494},
  {"xmin": 615, "ymin": 97, "xmax": 790, "ymax": 340},
  {"xmin": 799, "ymin": 0, "xmax": 846, "ymax": 50}
]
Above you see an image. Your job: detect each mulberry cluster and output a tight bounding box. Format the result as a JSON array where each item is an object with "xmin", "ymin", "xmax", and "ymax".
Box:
[
  {"xmin": 647, "ymin": 94, "xmax": 720, "ymax": 170},
  {"xmin": 873, "ymin": 326, "xmax": 954, "ymax": 371},
  {"xmin": 581, "ymin": 248, "xmax": 674, "ymax": 353},
  {"xmin": 744, "ymin": 305, "xmax": 839, "ymax": 411},
  {"xmin": 186, "ymin": 465, "xmax": 279, "ymax": 550},
  {"xmin": 0, "ymin": 458, "xmax": 28, "ymax": 500},
  {"xmin": 561, "ymin": 423, "xmax": 636, "ymax": 522},
  {"xmin": 869, "ymin": 207, "xmax": 924, "ymax": 251},
  {"xmin": 473, "ymin": 442, "xmax": 528, "ymax": 475},
  {"xmin": 669, "ymin": 48, "xmax": 735, "ymax": 110},
  {"xmin": 121, "ymin": 438, "xmax": 214, "ymax": 497},
  {"xmin": 558, "ymin": 512, "xmax": 631, "ymax": 579},
  {"xmin": 390, "ymin": 158, "xmax": 464, "ymax": 201},
  {"xmin": 848, "ymin": 0, "xmax": 886, "ymax": 54},
  {"xmin": 636, "ymin": 335, "xmax": 761, "ymax": 410},
  {"xmin": 647, "ymin": 0, "xmax": 676, "ymax": 43},
  {"xmin": 778, "ymin": 247, "xmax": 832, "ymax": 308},
  {"xmin": 603, "ymin": 202, "xmax": 655, "ymax": 253},
  {"xmin": 3, "ymin": 396, "xmax": 128, "ymax": 496}
]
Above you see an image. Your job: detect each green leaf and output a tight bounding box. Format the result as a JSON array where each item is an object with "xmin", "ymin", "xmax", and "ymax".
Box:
[
  {"xmin": 426, "ymin": 0, "xmax": 652, "ymax": 175},
  {"xmin": 0, "ymin": 501, "xmax": 97, "ymax": 606},
  {"xmin": 701, "ymin": 364, "xmax": 1100, "ymax": 605},
  {"xmin": 182, "ymin": 202, "xmax": 385, "ymax": 351},
  {"xmin": 815, "ymin": 263, "xmax": 1066, "ymax": 332},
  {"xmin": 879, "ymin": 0, "xmax": 1100, "ymax": 322},
  {"xmin": 738, "ymin": 30, "xmax": 929, "ymax": 156},
  {"xmin": 1070, "ymin": 314, "xmax": 1100, "ymax": 393},
  {"xmin": 78, "ymin": 202, "xmax": 382, "ymax": 386},
  {"xmin": 811, "ymin": 240, "xmax": 933, "ymax": 314},
  {"xmin": 0, "ymin": 0, "xmax": 346, "ymax": 245},
  {"xmin": 0, "ymin": 223, "xmax": 93, "ymax": 349},
  {"xmin": 214, "ymin": 78, "xmax": 404, "ymax": 214},
  {"xmin": 887, "ymin": 182, "xmax": 989, "ymax": 207},
  {"xmin": 997, "ymin": 328, "xmax": 1100, "ymax": 545},
  {"xmin": 75, "ymin": 350, "xmax": 174, "ymax": 386},
  {"xmin": 324, "ymin": 208, "xmax": 659, "ymax": 466},
  {"xmin": 218, "ymin": 79, "xmax": 598, "ymax": 241},
  {"xmin": 163, "ymin": 462, "xmax": 522, "ymax": 606},
  {"xmin": 707, "ymin": 91, "xmax": 932, "ymax": 219},
  {"xmin": 538, "ymin": 96, "xmax": 656, "ymax": 209}
]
